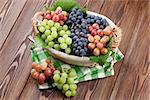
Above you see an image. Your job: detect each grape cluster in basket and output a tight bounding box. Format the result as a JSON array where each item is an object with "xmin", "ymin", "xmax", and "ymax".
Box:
[{"xmin": 37, "ymin": 6, "xmax": 113, "ymax": 57}]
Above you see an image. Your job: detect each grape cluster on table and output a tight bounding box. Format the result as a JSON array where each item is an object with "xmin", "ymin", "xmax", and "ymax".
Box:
[{"xmin": 53, "ymin": 68, "xmax": 77, "ymax": 97}]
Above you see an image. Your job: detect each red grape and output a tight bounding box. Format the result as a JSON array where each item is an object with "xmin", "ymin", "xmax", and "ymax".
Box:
[
  {"xmin": 45, "ymin": 14, "xmax": 51, "ymax": 20},
  {"xmin": 32, "ymin": 62, "xmax": 38, "ymax": 69},
  {"xmin": 96, "ymin": 42, "xmax": 104, "ymax": 49},
  {"xmin": 88, "ymin": 43, "xmax": 95, "ymax": 50},
  {"xmin": 31, "ymin": 71, "xmax": 39, "ymax": 80},
  {"xmin": 88, "ymin": 35, "xmax": 95, "ymax": 42},
  {"xmin": 52, "ymin": 15, "xmax": 59, "ymax": 22},
  {"xmin": 91, "ymin": 29, "xmax": 97, "ymax": 36},
  {"xmin": 101, "ymin": 48, "xmax": 108, "ymax": 54},
  {"xmin": 59, "ymin": 20, "xmax": 64, "ymax": 26},
  {"xmin": 44, "ymin": 68, "xmax": 52, "ymax": 78},
  {"xmin": 35, "ymin": 65, "xmax": 42, "ymax": 72},
  {"xmin": 38, "ymin": 73, "xmax": 46, "ymax": 84},
  {"xmin": 93, "ymin": 48, "xmax": 100, "ymax": 56}
]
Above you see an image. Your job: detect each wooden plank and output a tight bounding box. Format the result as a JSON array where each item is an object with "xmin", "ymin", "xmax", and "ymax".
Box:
[
  {"xmin": 0, "ymin": 0, "xmax": 52, "ymax": 99},
  {"xmin": 0, "ymin": 0, "xmax": 29, "ymax": 49}
]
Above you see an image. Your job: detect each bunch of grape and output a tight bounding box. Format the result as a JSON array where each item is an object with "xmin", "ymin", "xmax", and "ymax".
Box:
[
  {"xmin": 53, "ymin": 68, "xmax": 77, "ymax": 97},
  {"xmin": 44, "ymin": 7, "xmax": 68, "ymax": 25},
  {"xmin": 87, "ymin": 23, "xmax": 113, "ymax": 56},
  {"xmin": 66, "ymin": 7, "xmax": 90, "ymax": 56},
  {"xmin": 38, "ymin": 20, "xmax": 72, "ymax": 54},
  {"xmin": 31, "ymin": 59, "xmax": 55, "ymax": 84},
  {"xmin": 86, "ymin": 14, "xmax": 109, "ymax": 29}
]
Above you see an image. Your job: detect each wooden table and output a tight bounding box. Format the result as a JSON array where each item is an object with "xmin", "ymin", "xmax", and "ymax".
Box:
[{"xmin": 0, "ymin": 0, "xmax": 149, "ymax": 100}]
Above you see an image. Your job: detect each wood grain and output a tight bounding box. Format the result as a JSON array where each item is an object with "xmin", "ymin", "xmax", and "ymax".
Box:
[{"xmin": 0, "ymin": 0, "xmax": 150, "ymax": 100}]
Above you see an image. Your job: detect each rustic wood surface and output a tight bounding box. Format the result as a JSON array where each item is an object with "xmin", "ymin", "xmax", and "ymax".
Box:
[{"xmin": 0, "ymin": 0, "xmax": 149, "ymax": 100}]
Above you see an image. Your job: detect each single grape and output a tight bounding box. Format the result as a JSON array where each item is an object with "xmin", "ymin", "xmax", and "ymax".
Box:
[
  {"xmin": 45, "ymin": 25, "xmax": 50, "ymax": 30},
  {"xmin": 60, "ymin": 43, "xmax": 67, "ymax": 49},
  {"xmin": 47, "ymin": 35, "xmax": 53, "ymax": 41},
  {"xmin": 59, "ymin": 77, "xmax": 66, "ymax": 84},
  {"xmin": 71, "ymin": 90, "xmax": 76, "ymax": 96},
  {"xmin": 45, "ymin": 39, "xmax": 49, "ymax": 44},
  {"xmin": 47, "ymin": 20, "xmax": 54, "ymax": 27},
  {"xmin": 44, "ymin": 30, "xmax": 51, "ymax": 36},
  {"xmin": 48, "ymin": 41, "xmax": 54, "ymax": 48},
  {"xmin": 51, "ymin": 31, "xmax": 58, "ymax": 38},
  {"xmin": 61, "ymin": 72, "xmax": 68, "ymax": 78},
  {"xmin": 65, "ymin": 48, "xmax": 71, "ymax": 54},
  {"xmin": 67, "ymin": 78, "xmax": 74, "ymax": 84},
  {"xmin": 63, "ymin": 25, "xmax": 68, "ymax": 31},
  {"xmin": 63, "ymin": 34, "xmax": 68, "ymax": 38},
  {"xmin": 41, "ymin": 34, "xmax": 47, "ymax": 39},
  {"xmin": 38, "ymin": 26, "xmax": 45, "ymax": 32},
  {"xmin": 65, "ymin": 37, "xmax": 72, "ymax": 45},
  {"xmin": 69, "ymin": 69, "xmax": 77, "ymax": 77},
  {"xmin": 57, "ymin": 83, "xmax": 63, "ymax": 90},
  {"xmin": 53, "ymin": 74, "xmax": 60, "ymax": 82},
  {"xmin": 51, "ymin": 27, "xmax": 57, "ymax": 32},
  {"xmin": 65, "ymin": 90, "xmax": 72, "ymax": 97},
  {"xmin": 54, "ymin": 23, "xmax": 60, "ymax": 29},
  {"xmin": 59, "ymin": 30, "xmax": 66, "ymax": 36},
  {"xmin": 66, "ymin": 30, "xmax": 71, "ymax": 36},
  {"xmin": 58, "ymin": 26, "xmax": 63, "ymax": 32},
  {"xmin": 40, "ymin": 21, "xmax": 47, "ymax": 27},
  {"xmin": 63, "ymin": 84, "xmax": 69, "ymax": 91},
  {"xmin": 58, "ymin": 37, "xmax": 65, "ymax": 43},
  {"xmin": 54, "ymin": 44, "xmax": 60, "ymax": 50},
  {"xmin": 69, "ymin": 84, "xmax": 77, "ymax": 91},
  {"xmin": 54, "ymin": 70, "xmax": 60, "ymax": 74}
]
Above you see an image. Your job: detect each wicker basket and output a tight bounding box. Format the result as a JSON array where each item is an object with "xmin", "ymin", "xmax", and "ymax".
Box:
[{"xmin": 31, "ymin": 11, "xmax": 122, "ymax": 67}]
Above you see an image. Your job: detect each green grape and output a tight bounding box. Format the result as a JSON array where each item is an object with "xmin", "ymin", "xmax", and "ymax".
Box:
[
  {"xmin": 54, "ymin": 44, "xmax": 60, "ymax": 50},
  {"xmin": 40, "ymin": 21, "xmax": 47, "ymax": 26},
  {"xmin": 65, "ymin": 48, "xmax": 71, "ymax": 54},
  {"xmin": 69, "ymin": 84, "xmax": 77, "ymax": 91},
  {"xmin": 61, "ymin": 72, "xmax": 68, "ymax": 78},
  {"xmin": 59, "ymin": 30, "xmax": 66, "ymax": 36},
  {"xmin": 65, "ymin": 37, "xmax": 72, "ymax": 45},
  {"xmin": 71, "ymin": 90, "xmax": 76, "ymax": 96},
  {"xmin": 53, "ymin": 74, "xmax": 60, "ymax": 82},
  {"xmin": 58, "ymin": 26, "xmax": 63, "ymax": 31},
  {"xmin": 57, "ymin": 83, "xmax": 63, "ymax": 90},
  {"xmin": 54, "ymin": 23, "xmax": 60, "ymax": 29},
  {"xmin": 63, "ymin": 84, "xmax": 69, "ymax": 91},
  {"xmin": 44, "ymin": 30, "xmax": 51, "ymax": 36},
  {"xmin": 59, "ymin": 77, "xmax": 66, "ymax": 84},
  {"xmin": 38, "ymin": 26, "xmax": 45, "ymax": 32},
  {"xmin": 47, "ymin": 35, "xmax": 53, "ymax": 41},
  {"xmin": 51, "ymin": 27, "xmax": 57, "ymax": 32},
  {"xmin": 63, "ymin": 34, "xmax": 68, "ymax": 38},
  {"xmin": 58, "ymin": 37, "xmax": 65, "ymax": 43},
  {"xmin": 47, "ymin": 20, "xmax": 54, "ymax": 27},
  {"xmin": 69, "ymin": 70, "xmax": 77, "ymax": 77},
  {"xmin": 65, "ymin": 90, "xmax": 72, "ymax": 97},
  {"xmin": 41, "ymin": 34, "xmax": 46, "ymax": 39},
  {"xmin": 48, "ymin": 41, "xmax": 54, "ymax": 48},
  {"xmin": 51, "ymin": 31, "xmax": 58, "ymax": 38},
  {"xmin": 45, "ymin": 25, "xmax": 50, "ymax": 30},
  {"xmin": 66, "ymin": 30, "xmax": 71, "ymax": 36},
  {"xmin": 54, "ymin": 70, "xmax": 60, "ymax": 74},
  {"xmin": 63, "ymin": 25, "xmax": 68, "ymax": 31},
  {"xmin": 60, "ymin": 43, "xmax": 67, "ymax": 49},
  {"xmin": 45, "ymin": 39, "xmax": 49, "ymax": 44},
  {"xmin": 67, "ymin": 78, "xmax": 74, "ymax": 84}
]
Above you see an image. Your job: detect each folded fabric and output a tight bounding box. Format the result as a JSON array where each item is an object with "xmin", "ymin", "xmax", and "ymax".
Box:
[{"xmin": 31, "ymin": 45, "xmax": 123, "ymax": 89}]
